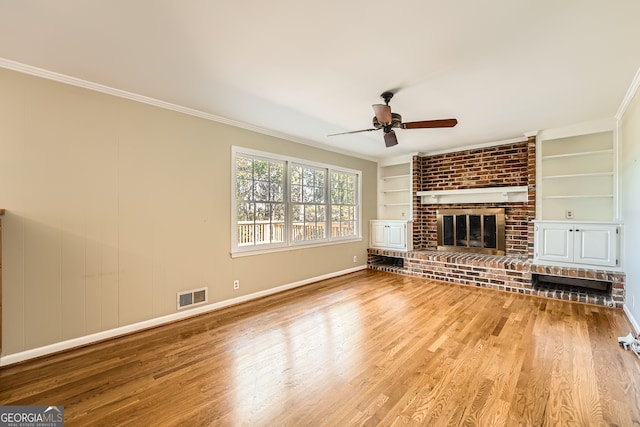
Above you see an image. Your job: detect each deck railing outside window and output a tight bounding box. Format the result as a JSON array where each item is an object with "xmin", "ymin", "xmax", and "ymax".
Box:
[{"xmin": 237, "ymin": 221, "xmax": 354, "ymax": 245}]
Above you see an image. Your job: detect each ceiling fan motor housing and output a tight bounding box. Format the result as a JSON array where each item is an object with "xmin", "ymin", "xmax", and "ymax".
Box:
[{"xmin": 372, "ymin": 113, "xmax": 402, "ymax": 129}]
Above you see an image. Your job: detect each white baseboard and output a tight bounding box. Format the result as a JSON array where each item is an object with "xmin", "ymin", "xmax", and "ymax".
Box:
[
  {"xmin": 0, "ymin": 265, "xmax": 367, "ymax": 367},
  {"xmin": 623, "ymin": 304, "xmax": 640, "ymax": 334}
]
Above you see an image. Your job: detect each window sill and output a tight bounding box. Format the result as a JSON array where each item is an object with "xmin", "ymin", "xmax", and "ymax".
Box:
[{"xmin": 230, "ymin": 237, "xmax": 363, "ymax": 258}]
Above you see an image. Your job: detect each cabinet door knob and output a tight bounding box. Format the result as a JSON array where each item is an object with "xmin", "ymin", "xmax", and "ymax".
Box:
[{"xmin": 575, "ymin": 229, "xmax": 580, "ymax": 232}]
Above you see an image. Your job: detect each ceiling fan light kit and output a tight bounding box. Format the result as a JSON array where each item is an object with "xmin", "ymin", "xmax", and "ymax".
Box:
[{"xmin": 328, "ymin": 91, "xmax": 458, "ymax": 147}]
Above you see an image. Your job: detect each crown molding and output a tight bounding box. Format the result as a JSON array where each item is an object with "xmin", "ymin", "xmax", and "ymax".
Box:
[
  {"xmin": 418, "ymin": 136, "xmax": 528, "ymax": 157},
  {"xmin": 537, "ymin": 117, "xmax": 615, "ymax": 141},
  {"xmin": 616, "ymin": 65, "xmax": 640, "ymax": 120},
  {"xmin": 0, "ymin": 58, "xmax": 377, "ymax": 162}
]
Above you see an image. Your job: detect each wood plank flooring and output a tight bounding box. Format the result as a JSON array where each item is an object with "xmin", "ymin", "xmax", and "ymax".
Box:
[{"xmin": 1, "ymin": 270, "xmax": 639, "ymax": 426}]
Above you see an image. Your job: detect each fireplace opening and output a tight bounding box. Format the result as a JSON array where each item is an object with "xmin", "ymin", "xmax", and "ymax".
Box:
[{"xmin": 437, "ymin": 208, "xmax": 505, "ymax": 255}]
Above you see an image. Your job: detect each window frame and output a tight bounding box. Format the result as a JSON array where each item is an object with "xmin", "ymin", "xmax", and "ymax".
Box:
[{"xmin": 231, "ymin": 146, "xmax": 362, "ymax": 256}]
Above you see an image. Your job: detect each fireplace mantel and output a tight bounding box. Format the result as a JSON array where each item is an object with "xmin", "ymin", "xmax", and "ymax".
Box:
[{"xmin": 417, "ymin": 186, "xmax": 528, "ymax": 204}]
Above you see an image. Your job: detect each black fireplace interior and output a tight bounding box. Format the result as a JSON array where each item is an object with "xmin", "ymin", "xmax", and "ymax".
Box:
[
  {"xmin": 437, "ymin": 208, "xmax": 505, "ymax": 255},
  {"xmin": 442, "ymin": 215, "xmax": 498, "ymax": 248}
]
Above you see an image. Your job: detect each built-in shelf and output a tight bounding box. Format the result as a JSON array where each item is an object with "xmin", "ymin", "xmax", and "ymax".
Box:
[
  {"xmin": 542, "ymin": 194, "xmax": 614, "ymax": 199},
  {"xmin": 417, "ymin": 186, "xmax": 528, "ymax": 204},
  {"xmin": 384, "ymin": 203, "xmax": 411, "ymax": 207},
  {"xmin": 543, "ymin": 172, "xmax": 614, "ymax": 179},
  {"xmin": 541, "ymin": 149, "xmax": 613, "ymax": 160},
  {"xmin": 383, "ymin": 189, "xmax": 409, "ymax": 193},
  {"xmin": 383, "ymin": 174, "xmax": 410, "ymax": 180}
]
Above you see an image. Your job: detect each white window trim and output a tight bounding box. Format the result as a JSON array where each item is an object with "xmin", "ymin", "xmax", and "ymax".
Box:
[{"xmin": 231, "ymin": 146, "xmax": 362, "ymax": 257}]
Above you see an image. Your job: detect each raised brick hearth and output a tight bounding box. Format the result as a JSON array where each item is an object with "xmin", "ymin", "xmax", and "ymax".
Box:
[{"xmin": 368, "ymin": 249, "xmax": 625, "ymax": 308}]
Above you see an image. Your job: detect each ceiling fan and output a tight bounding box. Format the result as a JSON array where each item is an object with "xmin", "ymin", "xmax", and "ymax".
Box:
[{"xmin": 328, "ymin": 91, "xmax": 458, "ymax": 147}]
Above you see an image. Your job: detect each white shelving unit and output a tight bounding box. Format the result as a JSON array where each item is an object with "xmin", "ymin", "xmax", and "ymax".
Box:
[
  {"xmin": 371, "ymin": 157, "xmax": 414, "ymax": 251},
  {"xmin": 537, "ymin": 129, "xmax": 616, "ymax": 221},
  {"xmin": 378, "ymin": 159, "xmax": 412, "ymax": 220}
]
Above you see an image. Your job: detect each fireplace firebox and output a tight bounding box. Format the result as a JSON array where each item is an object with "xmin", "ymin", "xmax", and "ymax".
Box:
[{"xmin": 436, "ymin": 208, "xmax": 505, "ymax": 255}]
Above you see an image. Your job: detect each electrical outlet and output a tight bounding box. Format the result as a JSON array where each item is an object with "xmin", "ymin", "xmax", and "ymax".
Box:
[
  {"xmin": 353, "ymin": 255, "xmax": 357, "ymax": 263},
  {"xmin": 565, "ymin": 210, "xmax": 574, "ymax": 219},
  {"xmin": 233, "ymin": 280, "xmax": 239, "ymax": 290}
]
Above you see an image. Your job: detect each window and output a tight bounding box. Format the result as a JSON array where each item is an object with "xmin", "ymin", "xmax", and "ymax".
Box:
[
  {"xmin": 330, "ymin": 170, "xmax": 358, "ymax": 238},
  {"xmin": 235, "ymin": 155, "xmax": 286, "ymax": 247},
  {"xmin": 232, "ymin": 147, "xmax": 361, "ymax": 255},
  {"xmin": 291, "ymin": 163, "xmax": 326, "ymax": 242}
]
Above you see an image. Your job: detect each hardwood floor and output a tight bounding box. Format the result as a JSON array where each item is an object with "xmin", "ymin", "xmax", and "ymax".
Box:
[{"xmin": 1, "ymin": 270, "xmax": 639, "ymax": 426}]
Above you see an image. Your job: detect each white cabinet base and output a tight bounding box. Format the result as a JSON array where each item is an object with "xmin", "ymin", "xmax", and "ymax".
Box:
[
  {"xmin": 370, "ymin": 220, "xmax": 413, "ymax": 251},
  {"xmin": 534, "ymin": 221, "xmax": 621, "ymax": 269}
]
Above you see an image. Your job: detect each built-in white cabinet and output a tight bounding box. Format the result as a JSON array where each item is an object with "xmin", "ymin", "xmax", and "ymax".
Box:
[
  {"xmin": 370, "ymin": 220, "xmax": 413, "ymax": 251},
  {"xmin": 533, "ymin": 221, "xmax": 621, "ymax": 268},
  {"xmin": 379, "ymin": 159, "xmax": 412, "ymax": 220}
]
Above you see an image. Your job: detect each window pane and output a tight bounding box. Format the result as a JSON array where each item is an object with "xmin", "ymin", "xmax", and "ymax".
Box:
[
  {"xmin": 340, "ymin": 205, "xmax": 352, "ymax": 221},
  {"xmin": 302, "ymin": 168, "xmax": 314, "ymax": 186},
  {"xmin": 270, "ymin": 182, "xmax": 283, "ymax": 202},
  {"xmin": 291, "ymin": 166, "xmax": 302, "ymax": 185},
  {"xmin": 291, "ymin": 184, "xmax": 302, "ymax": 203},
  {"xmin": 235, "ymin": 157, "xmax": 252, "ymax": 176},
  {"xmin": 304, "ymin": 205, "xmax": 316, "ymax": 222},
  {"xmin": 331, "ymin": 205, "xmax": 340, "ymax": 221},
  {"xmin": 255, "ymin": 203, "xmax": 269, "ymax": 221},
  {"xmin": 270, "ymin": 162, "xmax": 283, "ymax": 181},
  {"xmin": 236, "ymin": 179, "xmax": 253, "ymax": 202},
  {"xmin": 292, "ymin": 204, "xmax": 304, "ymax": 222},
  {"xmin": 254, "ymin": 159, "xmax": 269, "ymax": 181},
  {"xmin": 303, "ymin": 186, "xmax": 315, "ymax": 203},
  {"xmin": 255, "ymin": 181, "xmax": 270, "ymax": 201},
  {"xmin": 316, "ymin": 170, "xmax": 325, "ymax": 188}
]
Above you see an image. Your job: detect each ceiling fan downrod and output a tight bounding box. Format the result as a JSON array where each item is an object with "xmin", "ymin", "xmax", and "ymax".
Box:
[{"xmin": 380, "ymin": 91, "xmax": 394, "ymax": 105}]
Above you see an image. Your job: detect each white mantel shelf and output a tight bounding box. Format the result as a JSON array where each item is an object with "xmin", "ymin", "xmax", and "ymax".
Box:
[{"xmin": 417, "ymin": 186, "xmax": 528, "ymax": 204}]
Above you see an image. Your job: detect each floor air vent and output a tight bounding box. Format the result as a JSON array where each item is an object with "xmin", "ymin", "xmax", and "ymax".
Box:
[{"xmin": 177, "ymin": 287, "xmax": 208, "ymax": 310}]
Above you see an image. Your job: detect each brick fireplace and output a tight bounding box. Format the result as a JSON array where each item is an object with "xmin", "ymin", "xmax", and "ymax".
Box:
[
  {"xmin": 412, "ymin": 139, "xmax": 535, "ymax": 256},
  {"xmin": 368, "ymin": 137, "xmax": 626, "ymax": 308}
]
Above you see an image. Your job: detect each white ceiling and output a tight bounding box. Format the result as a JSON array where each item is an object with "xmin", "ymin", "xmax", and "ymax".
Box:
[{"xmin": 1, "ymin": 1, "xmax": 639, "ymax": 160}]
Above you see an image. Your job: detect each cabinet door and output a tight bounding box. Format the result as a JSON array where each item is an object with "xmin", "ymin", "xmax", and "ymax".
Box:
[
  {"xmin": 574, "ymin": 224, "xmax": 618, "ymax": 267},
  {"xmin": 370, "ymin": 222, "xmax": 388, "ymax": 248},
  {"xmin": 386, "ymin": 223, "xmax": 406, "ymax": 249},
  {"xmin": 536, "ymin": 223, "xmax": 573, "ymax": 263}
]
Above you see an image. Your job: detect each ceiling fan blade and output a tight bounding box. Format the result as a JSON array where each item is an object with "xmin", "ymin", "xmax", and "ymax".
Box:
[
  {"xmin": 327, "ymin": 128, "xmax": 378, "ymax": 137},
  {"xmin": 402, "ymin": 118, "xmax": 458, "ymax": 129},
  {"xmin": 384, "ymin": 130, "xmax": 398, "ymax": 147},
  {"xmin": 372, "ymin": 104, "xmax": 392, "ymax": 125}
]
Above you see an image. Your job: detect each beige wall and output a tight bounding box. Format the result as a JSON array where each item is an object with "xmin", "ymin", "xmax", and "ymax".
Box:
[
  {"xmin": 0, "ymin": 68, "xmax": 377, "ymax": 357},
  {"xmin": 621, "ymin": 83, "xmax": 640, "ymax": 329}
]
